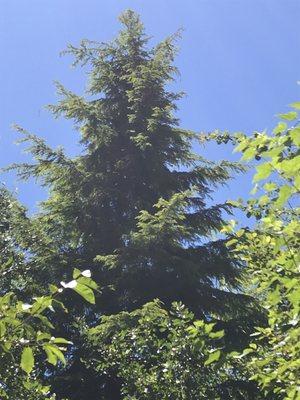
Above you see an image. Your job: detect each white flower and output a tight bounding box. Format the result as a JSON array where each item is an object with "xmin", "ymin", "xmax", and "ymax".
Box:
[
  {"xmin": 60, "ymin": 280, "xmax": 77, "ymax": 289},
  {"xmin": 81, "ymin": 269, "xmax": 91, "ymax": 278},
  {"xmin": 20, "ymin": 338, "xmax": 30, "ymax": 344},
  {"xmin": 22, "ymin": 303, "xmax": 32, "ymax": 311}
]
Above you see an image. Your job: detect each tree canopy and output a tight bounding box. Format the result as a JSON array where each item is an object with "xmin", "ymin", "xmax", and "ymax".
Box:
[{"xmin": 1, "ymin": 9, "xmax": 299, "ymax": 400}]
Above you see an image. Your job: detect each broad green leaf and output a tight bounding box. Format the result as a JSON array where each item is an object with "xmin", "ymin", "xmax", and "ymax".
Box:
[
  {"xmin": 74, "ymin": 283, "xmax": 95, "ymax": 304},
  {"xmin": 0, "ymin": 293, "xmax": 12, "ymax": 307},
  {"xmin": 77, "ymin": 276, "xmax": 98, "ymax": 290},
  {"xmin": 21, "ymin": 347, "xmax": 34, "ymax": 374},
  {"xmin": 226, "ymin": 200, "xmax": 241, "ymax": 207},
  {"xmin": 35, "ymin": 314, "xmax": 55, "ymax": 329},
  {"xmin": 241, "ymin": 348, "xmax": 254, "ymax": 357},
  {"xmin": 233, "ymin": 141, "xmax": 248, "ymax": 153},
  {"xmin": 268, "ymin": 286, "xmax": 281, "ymax": 306},
  {"xmin": 264, "ymin": 182, "xmax": 277, "ymax": 192},
  {"xmin": 290, "ymin": 101, "xmax": 300, "ymax": 110},
  {"xmin": 287, "ymin": 288, "xmax": 300, "ymax": 307},
  {"xmin": 37, "ymin": 332, "xmax": 51, "ymax": 341},
  {"xmin": 242, "ymin": 147, "xmax": 256, "ymax": 161},
  {"xmin": 226, "ymin": 238, "xmax": 238, "ymax": 247},
  {"xmin": 0, "ymin": 321, "xmax": 6, "ymax": 338},
  {"xmin": 43, "ymin": 345, "xmax": 57, "ymax": 365},
  {"xmin": 30, "ymin": 296, "xmax": 52, "ymax": 314},
  {"xmin": 279, "ymin": 156, "xmax": 300, "ymax": 176},
  {"xmin": 273, "ymin": 122, "xmax": 287, "ymax": 135},
  {"xmin": 45, "ymin": 344, "xmax": 66, "ymax": 364},
  {"xmin": 258, "ymin": 195, "xmax": 269, "ymax": 206},
  {"xmin": 193, "ymin": 320, "xmax": 205, "ymax": 328},
  {"xmin": 232, "ymin": 348, "xmax": 254, "ymax": 360},
  {"xmin": 73, "ymin": 268, "xmax": 81, "ymax": 279},
  {"xmin": 2, "ymin": 341, "xmax": 12, "ymax": 352},
  {"xmin": 49, "ymin": 284, "xmax": 58, "ymax": 294},
  {"xmin": 209, "ymin": 330, "xmax": 224, "ymax": 339},
  {"xmin": 253, "ymin": 163, "xmax": 272, "ymax": 182},
  {"xmin": 290, "ymin": 127, "xmax": 300, "ymax": 146},
  {"xmin": 204, "ymin": 323, "xmax": 215, "ymax": 334},
  {"xmin": 275, "ymin": 185, "xmax": 292, "ymax": 207},
  {"xmin": 278, "ymin": 111, "xmax": 297, "ymax": 121},
  {"xmin": 204, "ymin": 350, "xmax": 221, "ymax": 366},
  {"xmin": 51, "ymin": 337, "xmax": 72, "ymax": 345}
]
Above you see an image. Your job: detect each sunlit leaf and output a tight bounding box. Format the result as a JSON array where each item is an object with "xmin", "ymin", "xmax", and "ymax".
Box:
[
  {"xmin": 21, "ymin": 347, "xmax": 34, "ymax": 374},
  {"xmin": 204, "ymin": 350, "xmax": 221, "ymax": 366},
  {"xmin": 278, "ymin": 111, "xmax": 297, "ymax": 121},
  {"xmin": 290, "ymin": 101, "xmax": 300, "ymax": 110},
  {"xmin": 74, "ymin": 283, "xmax": 95, "ymax": 304},
  {"xmin": 253, "ymin": 163, "xmax": 272, "ymax": 182}
]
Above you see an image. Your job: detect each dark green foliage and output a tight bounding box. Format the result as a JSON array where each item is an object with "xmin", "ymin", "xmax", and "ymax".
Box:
[
  {"xmin": 7, "ymin": 10, "xmax": 259, "ymax": 398},
  {"xmin": 84, "ymin": 300, "xmax": 261, "ymax": 400},
  {"xmin": 0, "ymin": 187, "xmax": 34, "ymax": 297}
]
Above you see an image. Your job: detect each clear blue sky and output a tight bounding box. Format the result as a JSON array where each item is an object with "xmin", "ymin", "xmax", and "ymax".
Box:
[{"xmin": 1, "ymin": 0, "xmax": 299, "ymax": 213}]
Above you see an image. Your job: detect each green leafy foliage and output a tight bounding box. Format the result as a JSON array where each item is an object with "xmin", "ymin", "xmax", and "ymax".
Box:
[
  {"xmin": 226, "ymin": 103, "xmax": 300, "ymax": 399},
  {"xmin": 0, "ymin": 267, "xmax": 97, "ymax": 399},
  {"xmin": 21, "ymin": 347, "xmax": 34, "ymax": 374},
  {"xmin": 6, "ymin": 8, "xmax": 297, "ymax": 400},
  {"xmin": 85, "ymin": 301, "xmax": 257, "ymax": 399},
  {"xmin": 4, "ymin": 10, "xmax": 255, "ymax": 399}
]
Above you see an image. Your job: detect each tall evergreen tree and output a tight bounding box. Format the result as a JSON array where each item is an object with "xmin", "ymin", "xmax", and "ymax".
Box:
[
  {"xmin": 0, "ymin": 186, "xmax": 35, "ymax": 297},
  {"xmin": 10, "ymin": 10, "xmax": 258, "ymax": 398}
]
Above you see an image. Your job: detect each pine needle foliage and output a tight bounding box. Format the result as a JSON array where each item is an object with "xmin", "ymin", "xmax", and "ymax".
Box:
[{"xmin": 9, "ymin": 10, "xmax": 255, "ymax": 398}]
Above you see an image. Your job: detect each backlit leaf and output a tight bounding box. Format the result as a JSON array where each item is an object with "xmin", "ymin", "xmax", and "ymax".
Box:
[
  {"xmin": 204, "ymin": 350, "xmax": 221, "ymax": 366},
  {"xmin": 21, "ymin": 347, "xmax": 34, "ymax": 374},
  {"xmin": 74, "ymin": 283, "xmax": 95, "ymax": 304}
]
